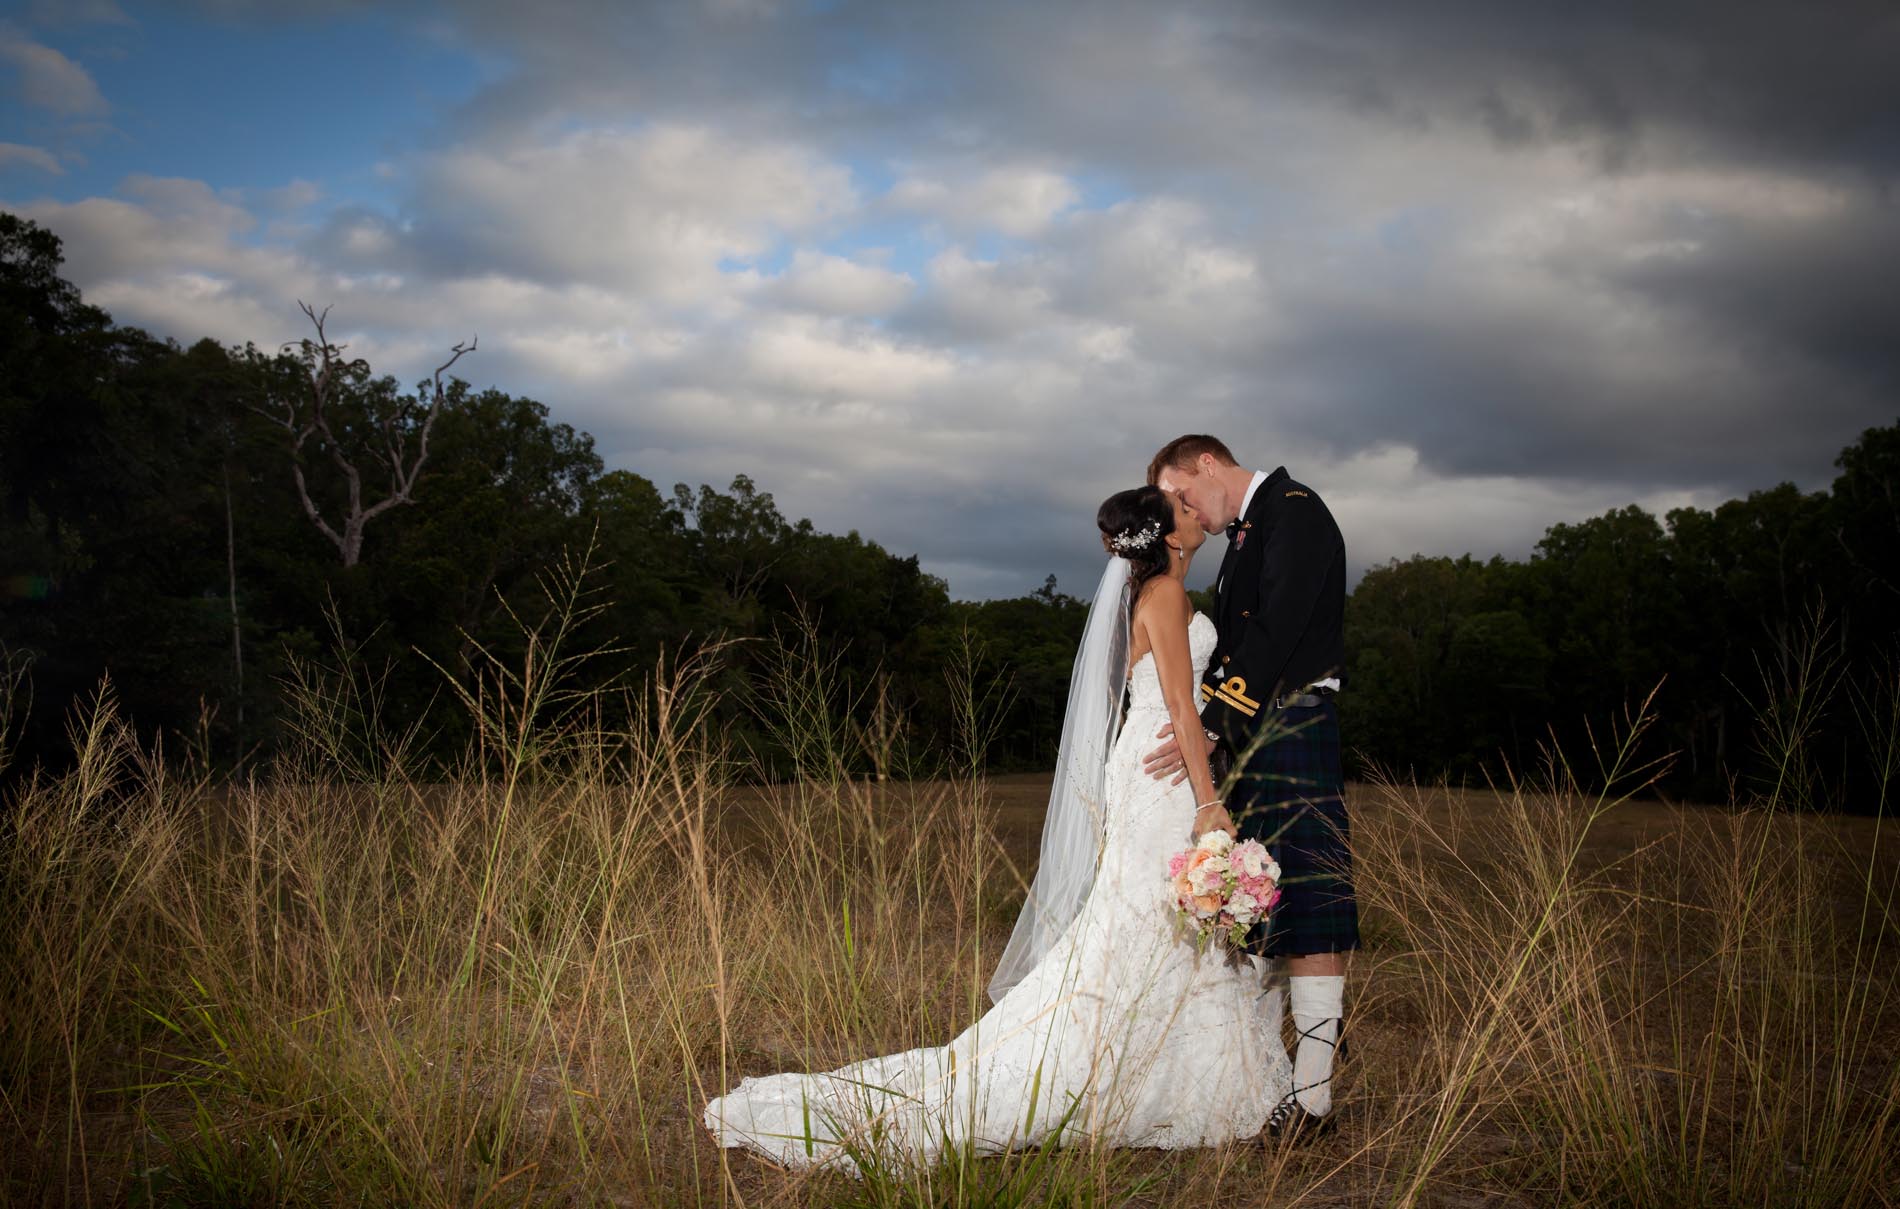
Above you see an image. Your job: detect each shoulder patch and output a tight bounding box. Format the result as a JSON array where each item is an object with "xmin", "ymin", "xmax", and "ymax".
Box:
[{"xmin": 1284, "ymin": 489, "xmax": 1309, "ymax": 498}]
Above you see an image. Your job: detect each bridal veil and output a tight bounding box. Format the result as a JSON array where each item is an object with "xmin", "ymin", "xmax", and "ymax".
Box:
[{"xmin": 986, "ymin": 557, "xmax": 1131, "ymax": 1002}]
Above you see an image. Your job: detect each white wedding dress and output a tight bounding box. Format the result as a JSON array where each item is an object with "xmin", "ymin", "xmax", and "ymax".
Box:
[{"xmin": 704, "ymin": 612, "xmax": 1291, "ymax": 1172}]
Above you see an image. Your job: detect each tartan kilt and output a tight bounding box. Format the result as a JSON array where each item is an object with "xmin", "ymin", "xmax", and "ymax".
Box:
[{"xmin": 1226, "ymin": 700, "xmax": 1360, "ymax": 957}]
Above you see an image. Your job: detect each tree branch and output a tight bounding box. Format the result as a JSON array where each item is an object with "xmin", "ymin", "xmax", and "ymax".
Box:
[{"xmin": 255, "ymin": 303, "xmax": 476, "ymax": 566}]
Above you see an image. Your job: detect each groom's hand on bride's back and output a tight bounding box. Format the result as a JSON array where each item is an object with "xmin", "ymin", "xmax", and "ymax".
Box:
[{"xmin": 1143, "ymin": 722, "xmax": 1190, "ymax": 784}]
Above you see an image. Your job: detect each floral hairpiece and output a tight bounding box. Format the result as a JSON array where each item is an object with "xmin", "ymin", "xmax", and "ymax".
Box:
[{"xmin": 1109, "ymin": 521, "xmax": 1162, "ymax": 552}]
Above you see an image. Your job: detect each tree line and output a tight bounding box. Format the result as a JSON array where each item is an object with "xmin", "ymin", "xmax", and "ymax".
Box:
[
  {"xmin": 1342, "ymin": 443, "xmax": 1898, "ymax": 809},
  {"xmin": 0, "ymin": 214, "xmax": 1083, "ymax": 781},
  {"xmin": 2, "ymin": 213, "xmax": 1894, "ymax": 808}
]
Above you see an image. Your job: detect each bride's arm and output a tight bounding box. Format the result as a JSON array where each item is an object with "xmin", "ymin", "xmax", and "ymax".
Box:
[{"xmin": 1138, "ymin": 579, "xmax": 1236, "ymax": 838}]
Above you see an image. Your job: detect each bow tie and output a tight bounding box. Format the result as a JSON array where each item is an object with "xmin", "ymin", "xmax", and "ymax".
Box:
[{"xmin": 1225, "ymin": 520, "xmax": 1241, "ymax": 540}]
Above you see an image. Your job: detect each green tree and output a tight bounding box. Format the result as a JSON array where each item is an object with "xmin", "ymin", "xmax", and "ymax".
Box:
[
  {"xmin": 1341, "ymin": 554, "xmax": 1508, "ymax": 778},
  {"xmin": 1527, "ymin": 505, "xmax": 1681, "ymax": 716},
  {"xmin": 1829, "ymin": 419, "xmax": 1900, "ymax": 605}
]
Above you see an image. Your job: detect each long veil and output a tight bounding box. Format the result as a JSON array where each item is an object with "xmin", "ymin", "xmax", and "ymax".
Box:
[{"xmin": 987, "ymin": 557, "xmax": 1132, "ymax": 1004}]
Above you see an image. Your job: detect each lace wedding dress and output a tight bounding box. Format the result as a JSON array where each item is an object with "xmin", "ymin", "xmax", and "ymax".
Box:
[{"xmin": 704, "ymin": 612, "xmax": 1291, "ymax": 1171}]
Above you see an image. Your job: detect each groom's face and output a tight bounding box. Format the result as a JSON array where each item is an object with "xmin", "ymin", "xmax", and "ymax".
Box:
[{"xmin": 1156, "ymin": 460, "xmax": 1232, "ymax": 533}]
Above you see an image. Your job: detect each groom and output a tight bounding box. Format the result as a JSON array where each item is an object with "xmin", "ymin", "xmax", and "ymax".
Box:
[{"xmin": 1143, "ymin": 434, "xmax": 1359, "ymax": 1142}]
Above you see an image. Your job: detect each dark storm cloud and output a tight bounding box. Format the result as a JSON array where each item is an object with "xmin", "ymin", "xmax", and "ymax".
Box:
[
  {"xmin": 1252, "ymin": 0, "xmax": 1900, "ymax": 175},
  {"xmin": 416, "ymin": 0, "xmax": 1900, "ymax": 178},
  {"xmin": 1605, "ymin": 199, "xmax": 1900, "ymax": 393},
  {"xmin": 178, "ymin": 0, "xmax": 1900, "ymax": 182}
]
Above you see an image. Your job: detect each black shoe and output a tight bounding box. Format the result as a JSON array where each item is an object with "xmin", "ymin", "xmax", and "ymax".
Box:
[{"xmin": 1262, "ymin": 1094, "xmax": 1335, "ymax": 1144}]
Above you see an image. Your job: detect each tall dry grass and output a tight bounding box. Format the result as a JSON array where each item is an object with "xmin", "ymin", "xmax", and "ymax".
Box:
[{"xmin": 1, "ymin": 567, "xmax": 1894, "ymax": 1206}]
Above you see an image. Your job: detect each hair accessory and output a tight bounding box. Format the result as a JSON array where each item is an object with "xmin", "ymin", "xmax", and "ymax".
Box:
[{"xmin": 1109, "ymin": 521, "xmax": 1162, "ymax": 552}]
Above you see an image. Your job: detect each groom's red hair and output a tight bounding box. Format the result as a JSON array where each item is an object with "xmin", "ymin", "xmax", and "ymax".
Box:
[{"xmin": 1147, "ymin": 435, "xmax": 1237, "ymax": 486}]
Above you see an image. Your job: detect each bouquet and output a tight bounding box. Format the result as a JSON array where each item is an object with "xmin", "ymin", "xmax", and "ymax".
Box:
[{"xmin": 1168, "ymin": 829, "xmax": 1281, "ymax": 951}]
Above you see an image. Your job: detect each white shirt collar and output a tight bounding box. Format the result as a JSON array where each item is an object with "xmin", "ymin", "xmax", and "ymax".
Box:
[{"xmin": 1236, "ymin": 469, "xmax": 1268, "ymax": 525}]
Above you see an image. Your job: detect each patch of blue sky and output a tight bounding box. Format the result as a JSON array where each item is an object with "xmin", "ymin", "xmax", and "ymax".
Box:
[
  {"xmin": 1068, "ymin": 168, "xmax": 1135, "ymax": 213},
  {"xmin": 839, "ymin": 152, "xmax": 896, "ymax": 197},
  {"xmin": 817, "ymin": 217, "xmax": 941, "ymax": 279},
  {"xmin": 5, "ymin": 4, "xmax": 490, "ymax": 214}
]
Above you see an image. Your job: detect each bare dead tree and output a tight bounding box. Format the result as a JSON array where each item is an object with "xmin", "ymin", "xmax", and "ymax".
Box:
[{"xmin": 256, "ymin": 303, "xmax": 475, "ymax": 567}]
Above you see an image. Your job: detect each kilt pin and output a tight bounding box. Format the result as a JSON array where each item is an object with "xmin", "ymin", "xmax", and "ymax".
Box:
[{"xmin": 1199, "ymin": 467, "xmax": 1360, "ymax": 958}]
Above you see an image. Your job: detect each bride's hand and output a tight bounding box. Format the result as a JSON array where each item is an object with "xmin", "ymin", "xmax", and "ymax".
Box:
[{"xmin": 1193, "ymin": 803, "xmax": 1236, "ymax": 840}]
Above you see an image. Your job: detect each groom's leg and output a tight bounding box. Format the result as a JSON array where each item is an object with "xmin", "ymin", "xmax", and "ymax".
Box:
[
  {"xmin": 1240, "ymin": 699, "xmax": 1357, "ymax": 1131},
  {"xmin": 1287, "ymin": 955, "xmax": 1347, "ymax": 1116},
  {"xmin": 1275, "ymin": 701, "xmax": 1355, "ymax": 1119},
  {"xmin": 1287, "ymin": 953, "xmax": 1345, "ymax": 977}
]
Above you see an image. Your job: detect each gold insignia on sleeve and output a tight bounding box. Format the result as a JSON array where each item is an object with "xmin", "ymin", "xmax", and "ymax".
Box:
[
  {"xmin": 1284, "ymin": 489, "xmax": 1309, "ymax": 498},
  {"xmin": 1200, "ymin": 683, "xmax": 1216, "ymax": 704},
  {"xmin": 1210, "ymin": 676, "xmax": 1260, "ymax": 717}
]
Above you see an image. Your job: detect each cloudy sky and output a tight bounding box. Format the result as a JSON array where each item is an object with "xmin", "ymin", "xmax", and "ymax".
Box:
[{"xmin": 3, "ymin": 1, "xmax": 1896, "ymax": 598}]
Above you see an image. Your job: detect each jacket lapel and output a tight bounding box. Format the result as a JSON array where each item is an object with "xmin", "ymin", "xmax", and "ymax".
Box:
[
  {"xmin": 1214, "ymin": 529, "xmax": 1241, "ymax": 602},
  {"xmin": 1216, "ymin": 469, "xmax": 1284, "ymax": 605}
]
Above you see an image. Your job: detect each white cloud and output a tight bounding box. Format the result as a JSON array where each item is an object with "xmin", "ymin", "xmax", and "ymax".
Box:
[
  {"xmin": 740, "ymin": 313, "xmax": 954, "ymax": 404},
  {"xmin": 765, "ymin": 249, "xmax": 913, "ymax": 316},
  {"xmin": 889, "ymin": 164, "xmax": 1080, "ymax": 238},
  {"xmin": 22, "ymin": 177, "xmax": 280, "ymax": 300},
  {"xmin": 1471, "ymin": 166, "xmax": 1855, "ymax": 268},
  {"xmin": 412, "ymin": 124, "xmax": 858, "ymax": 301},
  {"xmin": 911, "ymin": 246, "xmax": 1053, "ymax": 341},
  {"xmin": 259, "ymin": 179, "xmax": 322, "ymax": 212},
  {"xmin": 0, "ymin": 32, "xmax": 107, "ymax": 116},
  {"xmin": 1052, "ymin": 199, "xmax": 1266, "ymax": 355},
  {"xmin": 0, "ymin": 141, "xmax": 62, "ymax": 174}
]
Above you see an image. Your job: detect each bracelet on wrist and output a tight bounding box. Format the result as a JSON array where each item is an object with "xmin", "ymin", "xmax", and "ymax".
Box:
[{"xmin": 1195, "ymin": 799, "xmax": 1224, "ymax": 810}]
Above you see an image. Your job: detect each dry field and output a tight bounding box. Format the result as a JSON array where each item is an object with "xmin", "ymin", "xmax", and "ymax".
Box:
[{"xmin": 3, "ymin": 626, "xmax": 1896, "ymax": 1206}]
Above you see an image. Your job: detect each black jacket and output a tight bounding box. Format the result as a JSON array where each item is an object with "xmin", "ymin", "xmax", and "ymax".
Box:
[{"xmin": 1199, "ymin": 466, "xmax": 1348, "ymax": 748}]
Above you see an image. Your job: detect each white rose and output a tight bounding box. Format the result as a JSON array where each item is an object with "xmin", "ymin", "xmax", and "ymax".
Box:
[{"xmin": 1197, "ymin": 829, "xmax": 1234, "ymax": 855}]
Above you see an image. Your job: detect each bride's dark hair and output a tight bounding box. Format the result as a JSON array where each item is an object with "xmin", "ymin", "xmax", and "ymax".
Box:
[{"xmin": 1097, "ymin": 485, "xmax": 1175, "ymax": 593}]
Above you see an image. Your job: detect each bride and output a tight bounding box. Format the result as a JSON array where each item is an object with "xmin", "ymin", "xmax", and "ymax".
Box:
[{"xmin": 703, "ymin": 485, "xmax": 1292, "ymax": 1171}]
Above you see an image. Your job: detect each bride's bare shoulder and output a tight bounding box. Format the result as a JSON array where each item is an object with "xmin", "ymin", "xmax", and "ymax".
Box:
[{"xmin": 1133, "ymin": 577, "xmax": 1191, "ymax": 630}]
